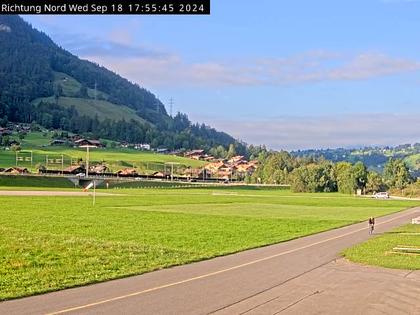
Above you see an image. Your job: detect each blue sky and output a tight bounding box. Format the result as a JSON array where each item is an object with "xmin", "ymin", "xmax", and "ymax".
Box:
[{"xmin": 24, "ymin": 0, "xmax": 420, "ymax": 149}]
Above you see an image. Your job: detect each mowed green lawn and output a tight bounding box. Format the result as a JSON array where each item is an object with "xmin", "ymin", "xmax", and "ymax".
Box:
[
  {"xmin": 0, "ymin": 187, "xmax": 418, "ymax": 300},
  {"xmin": 343, "ymin": 224, "xmax": 420, "ymax": 270}
]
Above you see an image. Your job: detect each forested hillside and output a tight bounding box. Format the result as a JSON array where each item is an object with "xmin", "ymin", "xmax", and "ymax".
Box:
[
  {"xmin": 0, "ymin": 15, "xmax": 240, "ymax": 151},
  {"xmin": 292, "ymin": 144, "xmax": 420, "ymax": 177}
]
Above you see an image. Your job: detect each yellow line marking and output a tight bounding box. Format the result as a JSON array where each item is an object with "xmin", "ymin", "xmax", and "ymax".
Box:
[{"xmin": 46, "ymin": 210, "xmax": 416, "ymax": 315}]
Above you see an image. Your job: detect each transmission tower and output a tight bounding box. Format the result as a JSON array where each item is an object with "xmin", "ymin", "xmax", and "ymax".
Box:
[{"xmin": 169, "ymin": 97, "xmax": 174, "ymax": 117}]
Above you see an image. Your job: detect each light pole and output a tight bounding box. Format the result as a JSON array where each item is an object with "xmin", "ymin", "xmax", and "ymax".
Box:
[
  {"xmin": 165, "ymin": 162, "xmax": 180, "ymax": 181},
  {"xmin": 79, "ymin": 145, "xmax": 97, "ymax": 177}
]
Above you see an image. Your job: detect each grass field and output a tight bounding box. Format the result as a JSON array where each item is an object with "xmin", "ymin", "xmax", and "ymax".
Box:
[
  {"xmin": 343, "ymin": 224, "xmax": 420, "ymax": 270},
  {"xmin": 33, "ymin": 96, "xmax": 146, "ymax": 124},
  {"xmin": 32, "ymin": 71, "xmax": 144, "ymax": 123},
  {"xmin": 0, "ymin": 186, "xmax": 419, "ymax": 300},
  {"xmin": 0, "ymin": 134, "xmax": 205, "ymax": 173},
  {"xmin": 0, "ymin": 175, "xmax": 75, "ymax": 189}
]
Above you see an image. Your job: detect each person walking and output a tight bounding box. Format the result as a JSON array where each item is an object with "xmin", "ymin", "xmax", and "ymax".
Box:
[{"xmin": 368, "ymin": 217, "xmax": 375, "ymax": 235}]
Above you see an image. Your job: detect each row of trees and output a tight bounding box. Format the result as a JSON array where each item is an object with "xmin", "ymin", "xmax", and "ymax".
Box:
[{"xmin": 251, "ymin": 151, "xmax": 413, "ymax": 194}]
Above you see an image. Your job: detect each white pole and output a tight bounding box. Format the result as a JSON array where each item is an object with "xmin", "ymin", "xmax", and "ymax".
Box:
[
  {"xmin": 86, "ymin": 146, "xmax": 89, "ymax": 177},
  {"xmin": 93, "ymin": 180, "xmax": 96, "ymax": 206}
]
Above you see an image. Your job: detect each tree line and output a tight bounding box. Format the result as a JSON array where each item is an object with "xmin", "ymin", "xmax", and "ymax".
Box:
[{"xmin": 250, "ymin": 151, "xmax": 414, "ymax": 194}]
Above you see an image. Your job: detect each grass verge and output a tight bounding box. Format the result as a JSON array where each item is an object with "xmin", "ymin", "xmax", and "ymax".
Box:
[{"xmin": 343, "ymin": 224, "xmax": 420, "ymax": 270}]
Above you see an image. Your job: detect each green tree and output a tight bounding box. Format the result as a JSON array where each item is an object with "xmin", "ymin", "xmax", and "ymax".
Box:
[
  {"xmin": 366, "ymin": 171, "xmax": 385, "ymax": 193},
  {"xmin": 352, "ymin": 161, "xmax": 368, "ymax": 191},
  {"xmin": 226, "ymin": 143, "xmax": 237, "ymax": 159},
  {"xmin": 259, "ymin": 151, "xmax": 295, "ymax": 184},
  {"xmin": 336, "ymin": 161, "xmax": 357, "ymax": 194},
  {"xmin": 209, "ymin": 145, "xmax": 227, "ymax": 159},
  {"xmin": 290, "ymin": 161, "xmax": 336, "ymax": 193},
  {"xmin": 383, "ymin": 158, "xmax": 411, "ymax": 190}
]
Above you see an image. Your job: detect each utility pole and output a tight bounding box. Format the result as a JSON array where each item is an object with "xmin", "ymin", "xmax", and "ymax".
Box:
[{"xmin": 169, "ymin": 97, "xmax": 174, "ymax": 117}]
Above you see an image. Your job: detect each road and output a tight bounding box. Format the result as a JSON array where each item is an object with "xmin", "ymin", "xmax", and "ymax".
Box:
[{"xmin": 1, "ymin": 207, "xmax": 420, "ymax": 315}]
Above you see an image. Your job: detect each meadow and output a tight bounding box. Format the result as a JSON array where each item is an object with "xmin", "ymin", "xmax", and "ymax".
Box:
[
  {"xmin": 343, "ymin": 224, "xmax": 420, "ymax": 270},
  {"xmin": 0, "ymin": 185, "xmax": 419, "ymax": 300}
]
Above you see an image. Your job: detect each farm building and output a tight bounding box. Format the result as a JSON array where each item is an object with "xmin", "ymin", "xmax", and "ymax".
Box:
[
  {"xmin": 0, "ymin": 127, "xmax": 11, "ymax": 136},
  {"xmin": 2, "ymin": 167, "xmax": 30, "ymax": 174},
  {"xmin": 90, "ymin": 164, "xmax": 110, "ymax": 174},
  {"xmin": 117, "ymin": 168, "xmax": 138, "ymax": 176},
  {"xmin": 185, "ymin": 150, "xmax": 205, "ymax": 160},
  {"xmin": 63, "ymin": 165, "xmax": 85, "ymax": 174},
  {"xmin": 74, "ymin": 139, "xmax": 104, "ymax": 147}
]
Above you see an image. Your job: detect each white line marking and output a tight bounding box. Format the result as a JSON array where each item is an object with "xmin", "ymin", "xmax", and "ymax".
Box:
[{"xmin": 46, "ymin": 210, "xmax": 417, "ymax": 315}]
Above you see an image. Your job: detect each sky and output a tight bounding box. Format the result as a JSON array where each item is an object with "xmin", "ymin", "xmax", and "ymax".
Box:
[{"xmin": 23, "ymin": 0, "xmax": 420, "ymax": 150}]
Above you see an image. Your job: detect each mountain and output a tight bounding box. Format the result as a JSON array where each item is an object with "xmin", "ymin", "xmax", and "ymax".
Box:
[{"xmin": 0, "ymin": 15, "xmax": 241, "ymax": 151}]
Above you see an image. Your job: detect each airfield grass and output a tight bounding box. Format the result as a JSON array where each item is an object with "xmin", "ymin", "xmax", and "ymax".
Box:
[
  {"xmin": 0, "ymin": 187, "xmax": 419, "ymax": 300},
  {"xmin": 343, "ymin": 224, "xmax": 420, "ymax": 270},
  {"xmin": 0, "ymin": 175, "xmax": 75, "ymax": 188}
]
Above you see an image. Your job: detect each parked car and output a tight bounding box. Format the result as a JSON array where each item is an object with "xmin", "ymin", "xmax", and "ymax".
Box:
[{"xmin": 373, "ymin": 192, "xmax": 389, "ymax": 199}]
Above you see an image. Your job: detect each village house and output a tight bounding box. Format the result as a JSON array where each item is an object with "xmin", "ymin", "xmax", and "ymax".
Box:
[
  {"xmin": 236, "ymin": 163, "xmax": 257, "ymax": 175},
  {"xmin": 134, "ymin": 143, "xmax": 151, "ymax": 150},
  {"xmin": 183, "ymin": 168, "xmax": 211, "ymax": 179},
  {"xmin": 50, "ymin": 139, "xmax": 67, "ymax": 146},
  {"xmin": 117, "ymin": 168, "xmax": 138, "ymax": 176},
  {"xmin": 204, "ymin": 161, "xmax": 226, "ymax": 173},
  {"xmin": 203, "ymin": 156, "xmax": 259, "ymax": 181},
  {"xmin": 185, "ymin": 149, "xmax": 206, "ymax": 160},
  {"xmin": 202, "ymin": 155, "xmax": 215, "ymax": 162},
  {"xmin": 228, "ymin": 155, "xmax": 246, "ymax": 165},
  {"xmin": 90, "ymin": 164, "xmax": 109, "ymax": 174},
  {"xmin": 74, "ymin": 139, "xmax": 104, "ymax": 147},
  {"xmin": 0, "ymin": 127, "xmax": 11, "ymax": 136},
  {"xmin": 63, "ymin": 165, "xmax": 85, "ymax": 175},
  {"xmin": 2, "ymin": 167, "xmax": 29, "ymax": 174}
]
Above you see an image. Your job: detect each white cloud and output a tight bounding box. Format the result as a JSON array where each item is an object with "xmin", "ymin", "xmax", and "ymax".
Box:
[
  {"xmin": 83, "ymin": 51, "xmax": 420, "ymax": 88},
  {"xmin": 207, "ymin": 113, "xmax": 420, "ymax": 150}
]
